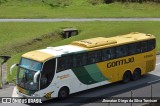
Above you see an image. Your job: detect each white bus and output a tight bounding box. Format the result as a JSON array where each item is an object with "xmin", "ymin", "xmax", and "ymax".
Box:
[{"xmin": 10, "ymin": 32, "xmax": 156, "ymax": 100}]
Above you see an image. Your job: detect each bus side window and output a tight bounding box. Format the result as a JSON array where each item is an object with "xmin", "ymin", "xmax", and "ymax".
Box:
[
  {"xmin": 57, "ymin": 57, "xmax": 66, "ymax": 72},
  {"xmin": 116, "ymin": 45, "xmax": 128, "ymax": 58},
  {"xmin": 66, "ymin": 55, "xmax": 73, "ymax": 69},
  {"xmin": 129, "ymin": 43, "xmax": 137, "ymax": 55},
  {"xmin": 74, "ymin": 53, "xmax": 87, "ymax": 67},
  {"xmin": 148, "ymin": 39, "xmax": 156, "ymax": 51},
  {"xmin": 141, "ymin": 41, "xmax": 147, "ymax": 52},
  {"xmin": 87, "ymin": 51, "xmax": 101, "ymax": 64},
  {"xmin": 102, "ymin": 48, "xmax": 115, "ymax": 61},
  {"xmin": 136, "ymin": 43, "xmax": 142, "ymax": 53},
  {"xmin": 57, "ymin": 56, "xmax": 73, "ymax": 72}
]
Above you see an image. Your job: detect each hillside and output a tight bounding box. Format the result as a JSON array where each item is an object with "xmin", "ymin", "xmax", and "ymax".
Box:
[
  {"xmin": 0, "ymin": 21, "xmax": 159, "ymax": 81},
  {"xmin": 0, "ymin": 0, "xmax": 160, "ymax": 18}
]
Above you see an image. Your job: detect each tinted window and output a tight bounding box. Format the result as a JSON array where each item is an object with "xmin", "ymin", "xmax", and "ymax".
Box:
[
  {"xmin": 57, "ymin": 57, "xmax": 66, "ymax": 72},
  {"xmin": 141, "ymin": 41, "xmax": 148, "ymax": 52},
  {"xmin": 73, "ymin": 53, "xmax": 87, "ymax": 67},
  {"xmin": 129, "ymin": 42, "xmax": 144, "ymax": 54},
  {"xmin": 116, "ymin": 45, "xmax": 128, "ymax": 58},
  {"xmin": 57, "ymin": 56, "xmax": 73, "ymax": 72},
  {"xmin": 148, "ymin": 39, "xmax": 156, "ymax": 51},
  {"xmin": 128, "ymin": 43, "xmax": 138, "ymax": 55},
  {"xmin": 102, "ymin": 47, "xmax": 115, "ymax": 61},
  {"xmin": 87, "ymin": 51, "xmax": 101, "ymax": 64}
]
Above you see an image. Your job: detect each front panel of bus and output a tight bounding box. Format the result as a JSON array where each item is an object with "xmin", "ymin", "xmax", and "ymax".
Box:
[{"xmin": 16, "ymin": 58, "xmax": 56, "ymax": 97}]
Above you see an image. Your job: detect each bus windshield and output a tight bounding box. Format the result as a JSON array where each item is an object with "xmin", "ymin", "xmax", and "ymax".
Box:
[{"xmin": 17, "ymin": 58, "xmax": 42, "ymax": 91}]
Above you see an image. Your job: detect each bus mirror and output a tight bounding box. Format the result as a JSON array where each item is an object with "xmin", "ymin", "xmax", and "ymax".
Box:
[
  {"xmin": 10, "ymin": 64, "xmax": 18, "ymax": 75},
  {"xmin": 34, "ymin": 71, "xmax": 40, "ymax": 83}
]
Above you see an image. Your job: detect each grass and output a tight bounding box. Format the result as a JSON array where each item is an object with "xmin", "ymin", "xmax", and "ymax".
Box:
[
  {"xmin": 0, "ymin": 1, "xmax": 160, "ymax": 18},
  {"xmin": 0, "ymin": 21, "xmax": 159, "ymax": 82},
  {"xmin": 0, "ymin": 23, "xmax": 64, "ymax": 54}
]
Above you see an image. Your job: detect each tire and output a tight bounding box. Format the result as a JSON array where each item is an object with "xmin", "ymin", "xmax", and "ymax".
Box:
[
  {"xmin": 58, "ymin": 87, "xmax": 69, "ymax": 99},
  {"xmin": 123, "ymin": 71, "xmax": 131, "ymax": 83},
  {"xmin": 132, "ymin": 69, "xmax": 141, "ymax": 81}
]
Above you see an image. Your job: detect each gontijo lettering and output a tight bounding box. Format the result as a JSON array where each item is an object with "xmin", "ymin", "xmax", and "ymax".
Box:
[{"xmin": 107, "ymin": 57, "xmax": 134, "ymax": 68}]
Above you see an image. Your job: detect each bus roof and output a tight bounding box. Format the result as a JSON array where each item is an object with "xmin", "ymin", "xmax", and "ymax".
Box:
[
  {"xmin": 71, "ymin": 32, "xmax": 155, "ymax": 49},
  {"xmin": 22, "ymin": 32, "xmax": 155, "ymax": 62},
  {"xmin": 22, "ymin": 45, "xmax": 86, "ymax": 62}
]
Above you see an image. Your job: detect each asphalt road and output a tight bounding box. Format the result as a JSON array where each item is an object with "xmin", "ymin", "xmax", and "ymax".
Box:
[
  {"xmin": 1, "ymin": 18, "xmax": 160, "ymax": 22},
  {"xmin": 0, "ymin": 55, "xmax": 160, "ymax": 106}
]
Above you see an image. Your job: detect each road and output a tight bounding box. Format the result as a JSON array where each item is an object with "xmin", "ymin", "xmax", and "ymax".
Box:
[
  {"xmin": 0, "ymin": 55, "xmax": 160, "ymax": 106},
  {"xmin": 0, "ymin": 18, "xmax": 160, "ymax": 22}
]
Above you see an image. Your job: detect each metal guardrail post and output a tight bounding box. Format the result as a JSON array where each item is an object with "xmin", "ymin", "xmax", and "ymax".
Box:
[
  {"xmin": 151, "ymin": 84, "xmax": 152, "ymax": 100},
  {"xmin": 131, "ymin": 90, "xmax": 133, "ymax": 106}
]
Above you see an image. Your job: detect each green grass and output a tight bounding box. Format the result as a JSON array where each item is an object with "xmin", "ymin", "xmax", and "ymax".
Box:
[
  {"xmin": 0, "ymin": 1, "xmax": 160, "ymax": 18},
  {"xmin": 0, "ymin": 21, "xmax": 159, "ymax": 81}
]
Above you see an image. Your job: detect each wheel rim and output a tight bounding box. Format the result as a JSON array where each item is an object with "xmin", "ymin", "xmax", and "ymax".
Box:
[
  {"xmin": 124, "ymin": 72, "xmax": 130, "ymax": 82},
  {"xmin": 126, "ymin": 74, "xmax": 130, "ymax": 81},
  {"xmin": 134, "ymin": 71, "xmax": 140, "ymax": 80},
  {"xmin": 61, "ymin": 90, "xmax": 67, "ymax": 97},
  {"xmin": 135, "ymin": 72, "xmax": 139, "ymax": 79}
]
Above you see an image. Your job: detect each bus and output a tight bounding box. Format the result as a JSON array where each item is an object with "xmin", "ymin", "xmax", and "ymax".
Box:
[{"xmin": 10, "ymin": 32, "xmax": 156, "ymax": 100}]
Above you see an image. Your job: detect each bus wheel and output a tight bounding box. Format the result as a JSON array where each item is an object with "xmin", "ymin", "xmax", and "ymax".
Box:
[
  {"xmin": 132, "ymin": 69, "xmax": 141, "ymax": 81},
  {"xmin": 58, "ymin": 87, "xmax": 69, "ymax": 99},
  {"xmin": 123, "ymin": 71, "xmax": 131, "ymax": 83}
]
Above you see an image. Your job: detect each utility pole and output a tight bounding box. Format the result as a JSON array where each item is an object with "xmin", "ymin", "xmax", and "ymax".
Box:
[{"xmin": 0, "ymin": 55, "xmax": 11, "ymax": 89}]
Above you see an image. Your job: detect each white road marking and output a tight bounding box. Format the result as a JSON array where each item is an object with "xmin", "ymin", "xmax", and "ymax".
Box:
[
  {"xmin": 12, "ymin": 87, "xmax": 19, "ymax": 97},
  {"xmin": 156, "ymin": 63, "xmax": 160, "ymax": 66},
  {"xmin": 148, "ymin": 79, "xmax": 160, "ymax": 84}
]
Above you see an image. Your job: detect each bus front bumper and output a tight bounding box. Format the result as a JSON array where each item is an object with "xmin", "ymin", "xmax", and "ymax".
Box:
[
  {"xmin": 12, "ymin": 86, "xmax": 32, "ymax": 98},
  {"xmin": 12, "ymin": 86, "xmax": 46, "ymax": 101}
]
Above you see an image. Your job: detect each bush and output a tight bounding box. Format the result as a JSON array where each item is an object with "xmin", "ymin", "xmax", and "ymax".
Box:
[
  {"xmin": 0, "ymin": 0, "xmax": 7, "ymax": 5},
  {"xmin": 108, "ymin": 0, "xmax": 160, "ymax": 3},
  {"xmin": 42, "ymin": 0, "xmax": 71, "ymax": 7},
  {"xmin": 104, "ymin": 0, "xmax": 114, "ymax": 3},
  {"xmin": 88, "ymin": 0, "xmax": 104, "ymax": 5}
]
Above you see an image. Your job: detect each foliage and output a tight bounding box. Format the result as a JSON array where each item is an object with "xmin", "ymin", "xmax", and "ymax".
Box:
[
  {"xmin": 0, "ymin": 1, "xmax": 160, "ymax": 18},
  {"xmin": 42, "ymin": 0, "xmax": 71, "ymax": 7},
  {"xmin": 0, "ymin": 0, "xmax": 7, "ymax": 5},
  {"xmin": 88, "ymin": 0, "xmax": 104, "ymax": 5}
]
